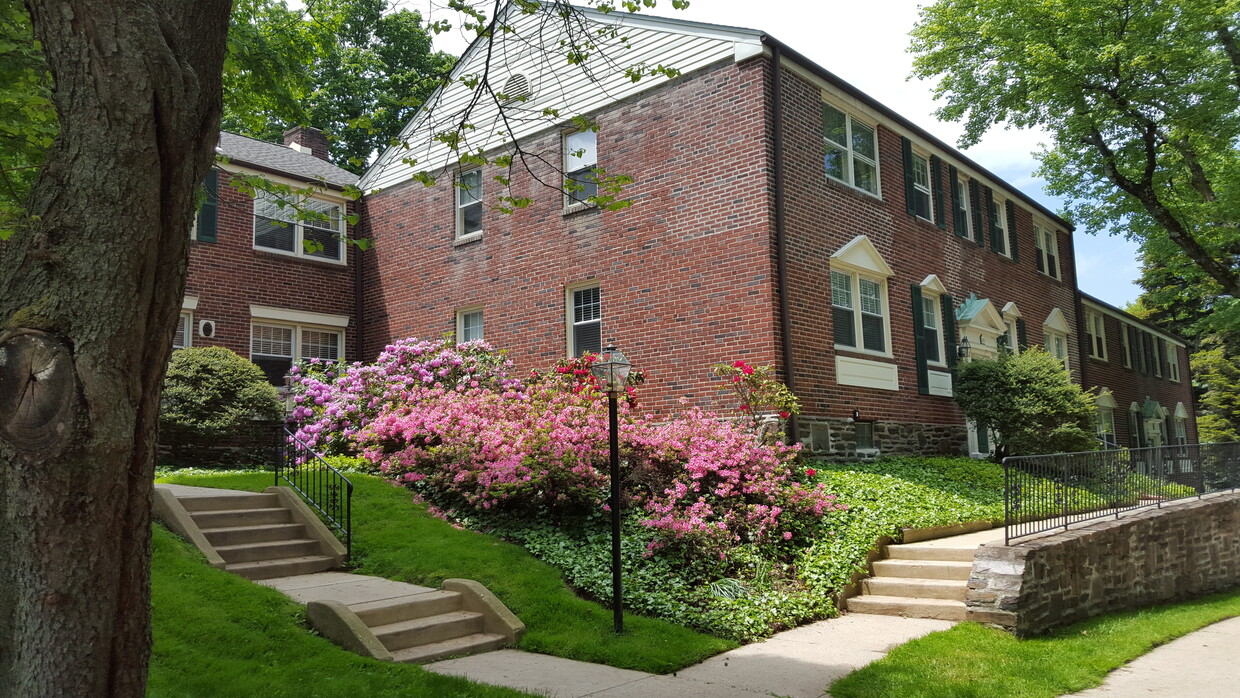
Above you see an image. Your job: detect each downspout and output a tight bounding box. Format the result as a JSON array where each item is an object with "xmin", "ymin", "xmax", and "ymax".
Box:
[
  {"xmin": 770, "ymin": 41, "xmax": 798, "ymax": 447},
  {"xmin": 1066, "ymin": 229, "xmax": 1089, "ymax": 391},
  {"xmin": 353, "ymin": 200, "xmax": 366, "ymax": 362}
]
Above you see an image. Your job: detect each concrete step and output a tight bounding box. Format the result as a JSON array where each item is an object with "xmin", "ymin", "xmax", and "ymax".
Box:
[
  {"xmin": 374, "ymin": 611, "xmax": 485, "ymax": 651},
  {"xmin": 213, "ymin": 538, "xmax": 321, "ymax": 564},
  {"xmin": 862, "ymin": 576, "xmax": 967, "ymax": 601},
  {"xmin": 390, "ymin": 633, "xmax": 509, "ymax": 664},
  {"xmin": 351, "ymin": 591, "xmax": 464, "ymax": 627},
  {"xmin": 178, "ymin": 493, "xmax": 280, "ymax": 513},
  {"xmin": 887, "ymin": 545, "xmax": 978, "ymax": 563},
  {"xmin": 226, "ymin": 555, "xmax": 337, "ymax": 581},
  {"xmin": 191, "ymin": 507, "xmax": 292, "ymax": 529},
  {"xmin": 847, "ymin": 595, "xmax": 968, "ymax": 621},
  {"xmin": 872, "ymin": 559, "xmax": 973, "ymax": 581},
  {"xmin": 202, "ymin": 523, "xmax": 307, "ymax": 547}
]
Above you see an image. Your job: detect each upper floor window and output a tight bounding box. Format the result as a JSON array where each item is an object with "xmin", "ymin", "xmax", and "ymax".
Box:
[
  {"xmin": 457, "ymin": 308, "xmax": 484, "ymax": 342},
  {"xmin": 821, "ymin": 103, "xmax": 878, "ymax": 195},
  {"xmin": 456, "ymin": 170, "xmax": 482, "ymax": 237},
  {"xmin": 569, "ymin": 285, "xmax": 601, "ymax": 356},
  {"xmin": 832, "ymin": 271, "xmax": 887, "ymax": 353},
  {"xmin": 1168, "ymin": 346, "xmax": 1181, "ymax": 382},
  {"xmin": 253, "ymin": 191, "xmax": 344, "ymax": 262},
  {"xmin": 953, "ymin": 175, "xmax": 971, "ymax": 238},
  {"xmin": 1120, "ymin": 322, "xmax": 1133, "ymax": 368},
  {"xmin": 564, "ymin": 130, "xmax": 598, "ymax": 204},
  {"xmin": 990, "ymin": 194, "xmax": 1009, "ymax": 256},
  {"xmin": 911, "ymin": 153, "xmax": 933, "ymax": 221},
  {"xmin": 1086, "ymin": 310, "xmax": 1107, "ymax": 360},
  {"xmin": 1034, "ymin": 225, "xmax": 1060, "ymax": 280}
]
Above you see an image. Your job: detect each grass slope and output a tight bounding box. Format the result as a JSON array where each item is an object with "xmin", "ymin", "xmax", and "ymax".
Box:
[
  {"xmin": 155, "ymin": 470, "xmax": 734, "ymax": 673},
  {"xmin": 830, "ymin": 587, "xmax": 1240, "ymax": 698},
  {"xmin": 148, "ymin": 524, "xmax": 529, "ymax": 697}
]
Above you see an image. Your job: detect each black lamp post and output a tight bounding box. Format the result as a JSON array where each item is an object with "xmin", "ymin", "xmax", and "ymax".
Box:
[{"xmin": 590, "ymin": 342, "xmax": 632, "ymax": 634}]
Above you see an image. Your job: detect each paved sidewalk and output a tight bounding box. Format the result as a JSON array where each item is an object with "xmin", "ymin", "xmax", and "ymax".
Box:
[
  {"xmin": 425, "ymin": 614, "xmax": 953, "ymax": 698},
  {"xmin": 1065, "ymin": 616, "xmax": 1240, "ymax": 697}
]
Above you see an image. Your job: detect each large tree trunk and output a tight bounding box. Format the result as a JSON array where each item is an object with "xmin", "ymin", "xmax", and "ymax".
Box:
[{"xmin": 0, "ymin": 1, "xmax": 230, "ymax": 695}]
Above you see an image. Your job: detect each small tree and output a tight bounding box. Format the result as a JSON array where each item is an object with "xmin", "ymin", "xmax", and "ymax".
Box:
[
  {"xmin": 953, "ymin": 348, "xmax": 1097, "ymax": 458},
  {"xmin": 160, "ymin": 346, "xmax": 284, "ymax": 441}
]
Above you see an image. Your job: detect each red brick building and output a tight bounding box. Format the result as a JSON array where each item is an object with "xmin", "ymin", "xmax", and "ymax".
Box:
[
  {"xmin": 190, "ymin": 8, "xmax": 1194, "ymax": 457},
  {"xmin": 180, "ymin": 128, "xmax": 360, "ymax": 384}
]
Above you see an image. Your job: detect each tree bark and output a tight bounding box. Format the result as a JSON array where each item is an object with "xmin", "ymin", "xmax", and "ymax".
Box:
[{"xmin": 0, "ymin": 1, "xmax": 230, "ymax": 695}]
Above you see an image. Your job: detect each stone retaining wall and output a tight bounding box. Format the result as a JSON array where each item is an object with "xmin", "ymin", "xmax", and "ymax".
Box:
[{"xmin": 966, "ymin": 492, "xmax": 1240, "ymax": 637}]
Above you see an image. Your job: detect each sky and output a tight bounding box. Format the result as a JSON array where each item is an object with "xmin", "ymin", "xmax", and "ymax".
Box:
[{"xmin": 403, "ymin": 0, "xmax": 1144, "ymax": 308}]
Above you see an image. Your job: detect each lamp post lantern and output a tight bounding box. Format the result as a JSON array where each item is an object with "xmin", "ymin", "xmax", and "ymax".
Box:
[{"xmin": 590, "ymin": 342, "xmax": 632, "ymax": 634}]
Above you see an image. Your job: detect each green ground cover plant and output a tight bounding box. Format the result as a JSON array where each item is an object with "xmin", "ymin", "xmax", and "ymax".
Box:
[
  {"xmin": 830, "ymin": 586, "xmax": 1240, "ymax": 698},
  {"xmin": 148, "ymin": 523, "xmax": 530, "ymax": 697},
  {"xmin": 155, "ymin": 469, "xmax": 734, "ymax": 672}
]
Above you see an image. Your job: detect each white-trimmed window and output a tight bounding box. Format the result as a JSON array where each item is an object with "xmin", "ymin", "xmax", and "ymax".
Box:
[
  {"xmin": 954, "ymin": 175, "xmax": 971, "ymax": 238},
  {"xmin": 1086, "ymin": 310, "xmax": 1107, "ymax": 360},
  {"xmin": 173, "ymin": 312, "xmax": 192, "ymax": 349},
  {"xmin": 568, "ymin": 284, "xmax": 601, "ymax": 356},
  {"xmin": 253, "ymin": 191, "xmax": 345, "ymax": 262},
  {"xmin": 1168, "ymin": 346, "xmax": 1181, "ymax": 382},
  {"xmin": 832, "ymin": 271, "xmax": 887, "ymax": 354},
  {"xmin": 1043, "ymin": 331, "xmax": 1069, "ymax": 370},
  {"xmin": 990, "ymin": 195, "xmax": 1009, "ymax": 256},
  {"xmin": 821, "ymin": 103, "xmax": 879, "ymax": 195},
  {"xmin": 1152, "ymin": 338, "xmax": 1162, "ymax": 377},
  {"xmin": 1033, "ymin": 225, "xmax": 1060, "ymax": 280},
  {"xmin": 456, "ymin": 170, "xmax": 483, "ymax": 237},
  {"xmin": 911, "ymin": 153, "xmax": 933, "ymax": 221},
  {"xmin": 1120, "ymin": 322, "xmax": 1133, "ymax": 368},
  {"xmin": 1098, "ymin": 409, "xmax": 1118, "ymax": 449},
  {"xmin": 564, "ymin": 130, "xmax": 598, "ymax": 204},
  {"xmin": 921, "ymin": 295, "xmax": 944, "ymax": 365},
  {"xmin": 457, "ymin": 308, "xmax": 484, "ymax": 342},
  {"xmin": 250, "ymin": 323, "xmax": 342, "ymax": 385}
]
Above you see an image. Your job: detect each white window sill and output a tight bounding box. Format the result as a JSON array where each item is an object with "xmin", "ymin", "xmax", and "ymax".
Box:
[
  {"xmin": 833, "ymin": 344, "xmax": 893, "ymax": 360},
  {"xmin": 825, "ymin": 175, "xmax": 882, "ymax": 201},
  {"xmin": 453, "ymin": 232, "xmax": 483, "ymax": 247},
  {"xmin": 252, "ymin": 245, "xmax": 347, "ymax": 266},
  {"xmin": 563, "ymin": 201, "xmax": 597, "ymax": 216}
]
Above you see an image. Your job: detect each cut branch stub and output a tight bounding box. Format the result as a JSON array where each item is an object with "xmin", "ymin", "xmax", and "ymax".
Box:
[{"xmin": 0, "ymin": 329, "xmax": 78, "ymax": 455}]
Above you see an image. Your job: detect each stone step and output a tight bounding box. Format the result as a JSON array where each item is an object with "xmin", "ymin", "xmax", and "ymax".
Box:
[
  {"xmin": 191, "ymin": 507, "xmax": 292, "ymax": 529},
  {"xmin": 213, "ymin": 538, "xmax": 321, "ymax": 564},
  {"xmin": 202, "ymin": 523, "xmax": 307, "ymax": 547},
  {"xmin": 862, "ymin": 576, "xmax": 967, "ymax": 601},
  {"xmin": 178, "ymin": 493, "xmax": 280, "ymax": 513},
  {"xmin": 351, "ymin": 591, "xmax": 464, "ymax": 627},
  {"xmin": 374, "ymin": 611, "xmax": 485, "ymax": 652},
  {"xmin": 887, "ymin": 545, "xmax": 978, "ymax": 563},
  {"xmin": 226, "ymin": 555, "xmax": 337, "ymax": 581},
  {"xmin": 872, "ymin": 559, "xmax": 973, "ymax": 581},
  {"xmin": 846, "ymin": 595, "xmax": 968, "ymax": 621},
  {"xmin": 390, "ymin": 633, "xmax": 509, "ymax": 665}
]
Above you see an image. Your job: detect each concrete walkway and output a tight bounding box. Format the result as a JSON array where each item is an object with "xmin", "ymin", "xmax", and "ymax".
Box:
[{"xmin": 1065, "ymin": 615, "xmax": 1240, "ymax": 697}]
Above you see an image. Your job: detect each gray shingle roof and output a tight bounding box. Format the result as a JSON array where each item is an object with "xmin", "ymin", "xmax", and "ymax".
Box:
[{"xmin": 218, "ymin": 132, "xmax": 359, "ymax": 189}]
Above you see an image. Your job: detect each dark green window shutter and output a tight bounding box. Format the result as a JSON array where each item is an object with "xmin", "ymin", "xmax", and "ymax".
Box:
[
  {"xmin": 969, "ymin": 179, "xmax": 984, "ymax": 247},
  {"xmin": 1006, "ymin": 199, "xmax": 1019, "ymax": 262},
  {"xmin": 1016, "ymin": 318, "xmax": 1028, "ymax": 351},
  {"xmin": 1159, "ymin": 339, "xmax": 1170, "ymax": 379},
  {"xmin": 949, "ymin": 166, "xmax": 966, "ymax": 238},
  {"xmin": 196, "ymin": 170, "xmax": 219, "ymax": 243},
  {"xmin": 901, "ymin": 137, "xmax": 916, "ymax": 216},
  {"xmin": 911, "ymin": 284, "xmax": 929, "ymax": 395},
  {"xmin": 942, "ymin": 293, "xmax": 957, "ymax": 371},
  {"xmin": 986, "ymin": 187, "xmax": 1001, "ymax": 252},
  {"xmin": 931, "ymin": 156, "xmax": 945, "ymax": 229},
  {"xmin": 977, "ymin": 424, "xmax": 990, "ymax": 453}
]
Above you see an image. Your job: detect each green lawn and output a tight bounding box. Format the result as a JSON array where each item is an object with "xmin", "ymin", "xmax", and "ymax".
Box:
[
  {"xmin": 149, "ymin": 523, "xmax": 531, "ymax": 697},
  {"xmin": 830, "ymin": 587, "xmax": 1240, "ymax": 698},
  {"xmin": 155, "ymin": 470, "xmax": 734, "ymax": 673}
]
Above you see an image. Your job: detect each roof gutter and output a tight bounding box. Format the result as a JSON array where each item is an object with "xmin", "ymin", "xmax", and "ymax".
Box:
[
  {"xmin": 771, "ymin": 43, "xmax": 798, "ymax": 447},
  {"xmin": 759, "ymin": 35, "xmax": 1071, "ymax": 231}
]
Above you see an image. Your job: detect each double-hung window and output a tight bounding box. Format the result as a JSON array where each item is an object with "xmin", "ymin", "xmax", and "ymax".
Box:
[
  {"xmin": 911, "ymin": 153, "xmax": 933, "ymax": 221},
  {"xmin": 251, "ymin": 322, "xmax": 342, "ymax": 386},
  {"xmin": 173, "ymin": 312, "xmax": 192, "ymax": 349},
  {"xmin": 821, "ymin": 103, "xmax": 878, "ymax": 195},
  {"xmin": 921, "ymin": 295, "xmax": 943, "ymax": 365},
  {"xmin": 990, "ymin": 195, "xmax": 1009, "ymax": 256},
  {"xmin": 1034, "ymin": 225, "xmax": 1060, "ymax": 279},
  {"xmin": 253, "ymin": 190, "xmax": 345, "ymax": 262},
  {"xmin": 564, "ymin": 130, "xmax": 598, "ymax": 204},
  {"xmin": 568, "ymin": 285, "xmax": 602, "ymax": 356},
  {"xmin": 1044, "ymin": 331, "xmax": 1069, "ymax": 370},
  {"xmin": 457, "ymin": 308, "xmax": 484, "ymax": 342},
  {"xmin": 457, "ymin": 170, "xmax": 482, "ymax": 237},
  {"xmin": 953, "ymin": 175, "xmax": 971, "ymax": 238},
  {"xmin": 1168, "ymin": 346, "xmax": 1181, "ymax": 382},
  {"xmin": 1098, "ymin": 408, "xmax": 1118, "ymax": 449},
  {"xmin": 832, "ymin": 271, "xmax": 887, "ymax": 353},
  {"xmin": 1086, "ymin": 311, "xmax": 1107, "ymax": 360}
]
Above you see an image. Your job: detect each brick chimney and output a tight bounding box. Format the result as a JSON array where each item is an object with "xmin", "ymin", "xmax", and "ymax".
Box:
[{"xmin": 282, "ymin": 126, "xmax": 330, "ymax": 161}]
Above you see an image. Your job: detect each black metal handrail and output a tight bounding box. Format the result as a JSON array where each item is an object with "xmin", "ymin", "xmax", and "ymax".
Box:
[
  {"xmin": 277, "ymin": 427, "xmax": 353, "ymax": 561},
  {"xmin": 1004, "ymin": 442, "xmax": 1240, "ymax": 544}
]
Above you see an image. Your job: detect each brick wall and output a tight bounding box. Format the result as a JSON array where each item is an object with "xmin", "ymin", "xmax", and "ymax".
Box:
[
  {"xmin": 184, "ymin": 170, "xmax": 358, "ymax": 362},
  {"xmin": 358, "ymin": 58, "xmax": 779, "ymax": 413},
  {"xmin": 966, "ymin": 493, "xmax": 1240, "ymax": 636}
]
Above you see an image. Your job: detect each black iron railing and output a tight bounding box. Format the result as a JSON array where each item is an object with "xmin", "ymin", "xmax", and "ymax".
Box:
[
  {"xmin": 277, "ymin": 427, "xmax": 353, "ymax": 561},
  {"xmin": 1004, "ymin": 442, "xmax": 1240, "ymax": 544}
]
